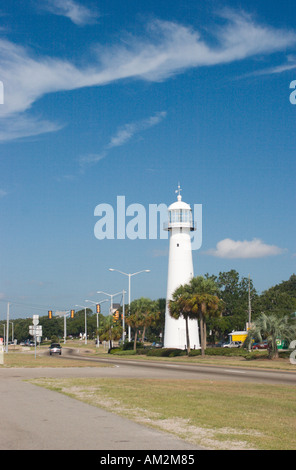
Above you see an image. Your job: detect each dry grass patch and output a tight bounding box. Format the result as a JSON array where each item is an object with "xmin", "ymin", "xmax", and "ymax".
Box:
[
  {"xmin": 30, "ymin": 377, "xmax": 296, "ymax": 450},
  {"xmin": 0, "ymin": 351, "xmax": 107, "ymax": 368}
]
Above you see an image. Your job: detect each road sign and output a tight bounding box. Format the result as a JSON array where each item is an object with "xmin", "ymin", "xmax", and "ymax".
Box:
[
  {"xmin": 32, "ymin": 315, "xmax": 39, "ymax": 326},
  {"xmin": 29, "ymin": 325, "xmax": 42, "ymax": 337}
]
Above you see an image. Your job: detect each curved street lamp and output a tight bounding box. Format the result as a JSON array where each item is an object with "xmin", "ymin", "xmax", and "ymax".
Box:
[
  {"xmin": 75, "ymin": 304, "xmax": 88, "ymax": 345},
  {"xmin": 108, "ymin": 268, "xmax": 150, "ymax": 341},
  {"xmin": 85, "ymin": 299, "xmax": 108, "ymax": 347}
]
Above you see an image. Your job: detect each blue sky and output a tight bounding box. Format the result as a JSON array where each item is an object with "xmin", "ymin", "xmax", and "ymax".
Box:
[{"xmin": 0, "ymin": 0, "xmax": 295, "ymax": 318}]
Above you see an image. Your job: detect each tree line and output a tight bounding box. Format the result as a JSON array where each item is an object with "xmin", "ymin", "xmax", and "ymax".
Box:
[{"xmin": 3, "ymin": 271, "xmax": 296, "ymax": 353}]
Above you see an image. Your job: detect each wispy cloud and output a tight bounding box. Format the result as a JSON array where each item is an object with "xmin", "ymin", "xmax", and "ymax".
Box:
[
  {"xmin": 206, "ymin": 238, "xmax": 285, "ymax": 259},
  {"xmin": 78, "ymin": 111, "xmax": 167, "ymax": 167},
  {"xmin": 43, "ymin": 0, "xmax": 99, "ymax": 25},
  {"xmin": 239, "ymin": 54, "xmax": 296, "ymax": 79},
  {"xmin": 0, "ymin": 189, "xmax": 7, "ymax": 198},
  {"xmin": 107, "ymin": 112, "xmax": 167, "ymax": 149},
  {"xmin": 0, "ymin": 113, "xmax": 63, "ymax": 142},
  {"xmin": 0, "ymin": 10, "xmax": 295, "ymax": 141}
]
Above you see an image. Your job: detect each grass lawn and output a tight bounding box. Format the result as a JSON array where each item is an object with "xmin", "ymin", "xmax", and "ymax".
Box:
[
  {"xmin": 30, "ymin": 376, "xmax": 296, "ymax": 450},
  {"xmin": 0, "ymin": 350, "xmax": 107, "ymax": 368},
  {"xmin": 2, "ymin": 345, "xmax": 296, "ymax": 450}
]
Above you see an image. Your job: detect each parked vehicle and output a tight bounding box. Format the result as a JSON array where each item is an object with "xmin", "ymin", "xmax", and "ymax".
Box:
[
  {"xmin": 252, "ymin": 342, "xmax": 268, "ymax": 350},
  {"xmin": 223, "ymin": 341, "xmax": 242, "ymax": 348},
  {"xmin": 49, "ymin": 343, "xmax": 62, "ymax": 355}
]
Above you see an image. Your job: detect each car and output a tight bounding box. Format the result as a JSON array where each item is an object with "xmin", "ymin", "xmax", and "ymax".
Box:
[
  {"xmin": 49, "ymin": 343, "xmax": 62, "ymax": 355},
  {"xmin": 223, "ymin": 341, "xmax": 242, "ymax": 348},
  {"xmin": 252, "ymin": 342, "xmax": 268, "ymax": 350}
]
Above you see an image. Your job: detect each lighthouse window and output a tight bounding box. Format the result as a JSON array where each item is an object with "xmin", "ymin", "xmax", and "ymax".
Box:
[{"xmin": 177, "ymin": 243, "xmax": 179, "ymax": 247}]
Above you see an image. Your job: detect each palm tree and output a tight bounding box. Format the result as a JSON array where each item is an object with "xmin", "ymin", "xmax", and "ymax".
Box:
[
  {"xmin": 169, "ymin": 276, "xmax": 223, "ymax": 356},
  {"xmin": 169, "ymin": 285, "xmax": 193, "ymax": 354},
  {"xmin": 187, "ymin": 277, "xmax": 223, "ymax": 356},
  {"xmin": 99, "ymin": 315, "xmax": 122, "ymax": 349},
  {"xmin": 245, "ymin": 313, "xmax": 296, "ymax": 359},
  {"xmin": 126, "ymin": 297, "xmax": 158, "ymax": 350}
]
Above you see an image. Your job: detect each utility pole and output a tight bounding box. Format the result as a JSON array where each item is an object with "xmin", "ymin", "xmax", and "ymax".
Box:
[
  {"xmin": 248, "ymin": 274, "xmax": 252, "ymax": 326},
  {"xmin": 248, "ymin": 274, "xmax": 252, "ymax": 352},
  {"xmin": 6, "ymin": 302, "xmax": 10, "ymax": 353},
  {"xmin": 122, "ymin": 290, "xmax": 126, "ymax": 343}
]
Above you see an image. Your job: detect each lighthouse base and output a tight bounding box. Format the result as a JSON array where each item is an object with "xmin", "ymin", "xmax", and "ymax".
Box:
[{"xmin": 163, "ymin": 314, "xmax": 200, "ymax": 350}]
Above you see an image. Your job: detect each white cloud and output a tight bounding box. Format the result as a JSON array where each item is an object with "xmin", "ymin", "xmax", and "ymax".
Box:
[
  {"xmin": 0, "ymin": 113, "xmax": 63, "ymax": 142},
  {"xmin": 107, "ymin": 111, "xmax": 167, "ymax": 149},
  {"xmin": 0, "ymin": 189, "xmax": 7, "ymax": 198},
  {"xmin": 0, "ymin": 11, "xmax": 295, "ymax": 140},
  {"xmin": 79, "ymin": 111, "xmax": 167, "ymax": 167},
  {"xmin": 206, "ymin": 238, "xmax": 285, "ymax": 259},
  {"xmin": 43, "ymin": 0, "xmax": 99, "ymax": 25},
  {"xmin": 240, "ymin": 55, "xmax": 296, "ymax": 78}
]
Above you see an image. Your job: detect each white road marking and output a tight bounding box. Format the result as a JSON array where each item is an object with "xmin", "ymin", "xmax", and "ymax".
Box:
[{"xmin": 223, "ymin": 369, "xmax": 246, "ymax": 374}]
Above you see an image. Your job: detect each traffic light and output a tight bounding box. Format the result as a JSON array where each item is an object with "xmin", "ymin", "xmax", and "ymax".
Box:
[
  {"xmin": 48, "ymin": 310, "xmax": 52, "ymax": 319},
  {"xmin": 96, "ymin": 304, "xmax": 100, "ymax": 314},
  {"xmin": 113, "ymin": 310, "xmax": 120, "ymax": 322},
  {"xmin": 70, "ymin": 309, "xmax": 75, "ymax": 318}
]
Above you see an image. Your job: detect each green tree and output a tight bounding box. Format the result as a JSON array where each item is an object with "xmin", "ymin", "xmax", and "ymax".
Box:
[
  {"xmin": 169, "ymin": 285, "xmax": 192, "ymax": 354},
  {"xmin": 126, "ymin": 297, "xmax": 158, "ymax": 350},
  {"xmin": 169, "ymin": 276, "xmax": 223, "ymax": 355},
  {"xmin": 254, "ymin": 274, "xmax": 296, "ymax": 319},
  {"xmin": 188, "ymin": 277, "xmax": 223, "ymax": 356},
  {"xmin": 146, "ymin": 298, "xmax": 166, "ymax": 342},
  {"xmin": 207, "ymin": 270, "xmax": 258, "ymax": 335},
  {"xmin": 245, "ymin": 313, "xmax": 296, "ymax": 359},
  {"xmin": 99, "ymin": 315, "xmax": 122, "ymax": 349}
]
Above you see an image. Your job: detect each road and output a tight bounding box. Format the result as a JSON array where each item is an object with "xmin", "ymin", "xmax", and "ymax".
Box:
[
  {"xmin": 0, "ymin": 350, "xmax": 295, "ymax": 450},
  {"xmin": 63, "ymin": 349, "xmax": 296, "ymax": 385}
]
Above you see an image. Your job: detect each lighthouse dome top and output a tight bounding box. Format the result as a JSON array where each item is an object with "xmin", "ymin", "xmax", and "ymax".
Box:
[
  {"xmin": 168, "ymin": 194, "xmax": 191, "ymax": 211},
  {"xmin": 165, "ymin": 185, "xmax": 195, "ymax": 231}
]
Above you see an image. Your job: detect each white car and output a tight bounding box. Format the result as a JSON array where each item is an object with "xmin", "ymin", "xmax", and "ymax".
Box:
[
  {"xmin": 49, "ymin": 343, "xmax": 62, "ymax": 355},
  {"xmin": 223, "ymin": 341, "xmax": 242, "ymax": 348}
]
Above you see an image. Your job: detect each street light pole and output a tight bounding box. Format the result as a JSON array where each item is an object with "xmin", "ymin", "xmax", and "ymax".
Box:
[
  {"xmin": 75, "ymin": 305, "xmax": 88, "ymax": 344},
  {"xmin": 96, "ymin": 291, "xmax": 122, "ymax": 316},
  {"xmin": 55, "ymin": 311, "xmax": 70, "ymax": 344},
  {"xmin": 108, "ymin": 269, "xmax": 150, "ymax": 342},
  {"xmin": 6, "ymin": 302, "xmax": 10, "ymax": 353},
  {"xmin": 122, "ymin": 290, "xmax": 125, "ymax": 343},
  {"xmin": 85, "ymin": 299, "xmax": 108, "ymax": 347}
]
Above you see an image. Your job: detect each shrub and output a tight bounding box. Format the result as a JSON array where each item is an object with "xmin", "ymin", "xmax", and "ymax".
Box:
[
  {"xmin": 109, "ymin": 348, "xmax": 137, "ymax": 355},
  {"xmin": 135, "ymin": 348, "xmax": 147, "ymax": 355},
  {"xmin": 122, "ymin": 341, "xmax": 142, "ymax": 350},
  {"xmin": 188, "ymin": 347, "xmax": 251, "ymax": 357},
  {"xmin": 147, "ymin": 348, "xmax": 186, "ymax": 357}
]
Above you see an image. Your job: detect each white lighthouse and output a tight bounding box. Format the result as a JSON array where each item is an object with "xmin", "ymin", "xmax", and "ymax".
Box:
[{"xmin": 163, "ymin": 186, "xmax": 200, "ymax": 350}]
